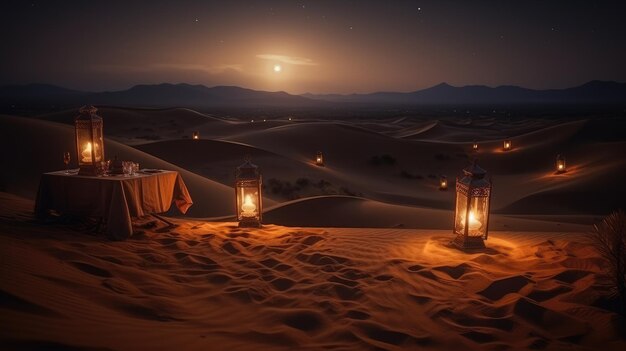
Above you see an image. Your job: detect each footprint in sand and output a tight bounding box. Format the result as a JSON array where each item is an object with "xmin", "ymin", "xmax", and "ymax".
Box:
[
  {"xmin": 270, "ymin": 277, "xmax": 296, "ymax": 291},
  {"xmin": 478, "ymin": 275, "xmax": 532, "ymax": 300},
  {"xmin": 68, "ymin": 261, "xmax": 112, "ymax": 278}
]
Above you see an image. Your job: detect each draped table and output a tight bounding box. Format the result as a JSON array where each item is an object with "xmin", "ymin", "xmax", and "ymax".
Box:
[{"xmin": 35, "ymin": 170, "xmax": 193, "ymax": 239}]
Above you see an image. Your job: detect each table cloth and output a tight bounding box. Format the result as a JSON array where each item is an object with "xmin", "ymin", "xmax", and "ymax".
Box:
[{"xmin": 35, "ymin": 170, "xmax": 193, "ymax": 239}]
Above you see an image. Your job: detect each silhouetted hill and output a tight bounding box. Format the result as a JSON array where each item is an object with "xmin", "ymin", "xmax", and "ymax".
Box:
[
  {"xmin": 2, "ymin": 81, "xmax": 625, "ymax": 109},
  {"xmin": 0, "ymin": 83, "xmax": 317, "ymax": 108},
  {"xmin": 302, "ymin": 81, "xmax": 626, "ymax": 105},
  {"xmin": 0, "ymin": 83, "xmax": 87, "ymax": 102}
]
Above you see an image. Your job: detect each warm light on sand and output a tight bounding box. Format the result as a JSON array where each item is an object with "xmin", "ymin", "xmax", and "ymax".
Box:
[{"xmin": 273, "ymin": 64, "xmax": 282, "ymax": 72}]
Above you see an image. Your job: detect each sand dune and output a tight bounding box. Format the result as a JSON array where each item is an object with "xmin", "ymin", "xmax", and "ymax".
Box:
[
  {"xmin": 11, "ymin": 108, "xmax": 626, "ymax": 221},
  {"xmin": 38, "ymin": 106, "xmax": 292, "ymax": 144},
  {"xmin": 0, "ymin": 115, "xmax": 244, "ymax": 217},
  {"xmin": 1, "ymin": 193, "xmax": 623, "ymax": 350}
]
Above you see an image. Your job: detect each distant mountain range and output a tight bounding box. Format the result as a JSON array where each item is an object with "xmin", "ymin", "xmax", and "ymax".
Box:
[
  {"xmin": 302, "ymin": 81, "xmax": 626, "ymax": 105},
  {"xmin": 0, "ymin": 83, "xmax": 315, "ymax": 108},
  {"xmin": 1, "ymin": 81, "xmax": 625, "ymax": 108}
]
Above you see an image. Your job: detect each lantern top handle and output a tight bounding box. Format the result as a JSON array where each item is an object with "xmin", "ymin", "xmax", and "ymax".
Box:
[
  {"xmin": 76, "ymin": 105, "xmax": 101, "ymax": 121},
  {"xmin": 463, "ymin": 159, "xmax": 487, "ymax": 179},
  {"xmin": 79, "ymin": 105, "xmax": 98, "ymax": 115},
  {"xmin": 238, "ymin": 155, "xmax": 258, "ymax": 170}
]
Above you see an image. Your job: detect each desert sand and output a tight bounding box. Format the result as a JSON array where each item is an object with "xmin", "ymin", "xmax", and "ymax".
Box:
[
  {"xmin": 1, "ymin": 193, "xmax": 624, "ymax": 350},
  {"xmin": 1, "ymin": 107, "xmax": 625, "ymax": 350}
]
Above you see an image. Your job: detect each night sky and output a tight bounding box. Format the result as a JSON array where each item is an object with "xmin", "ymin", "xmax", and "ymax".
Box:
[{"xmin": 1, "ymin": 0, "xmax": 625, "ymax": 94}]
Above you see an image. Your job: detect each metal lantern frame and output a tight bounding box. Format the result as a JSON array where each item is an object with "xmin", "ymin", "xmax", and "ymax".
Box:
[
  {"xmin": 75, "ymin": 105, "xmax": 104, "ymax": 175},
  {"xmin": 235, "ymin": 157, "xmax": 263, "ymax": 228},
  {"xmin": 315, "ymin": 151, "xmax": 325, "ymax": 167},
  {"xmin": 472, "ymin": 141, "xmax": 479, "ymax": 151},
  {"xmin": 453, "ymin": 162, "xmax": 492, "ymax": 250},
  {"xmin": 556, "ymin": 154, "xmax": 566, "ymax": 173},
  {"xmin": 192, "ymin": 131, "xmax": 200, "ymax": 140}
]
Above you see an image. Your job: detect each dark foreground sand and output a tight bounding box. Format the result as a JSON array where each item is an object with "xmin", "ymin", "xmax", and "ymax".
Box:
[{"xmin": 1, "ymin": 193, "xmax": 624, "ymax": 351}]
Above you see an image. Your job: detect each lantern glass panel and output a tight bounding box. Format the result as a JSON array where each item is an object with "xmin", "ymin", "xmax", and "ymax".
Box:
[
  {"xmin": 76, "ymin": 122, "xmax": 103, "ymax": 166},
  {"xmin": 236, "ymin": 181, "xmax": 261, "ymax": 221},
  {"xmin": 467, "ymin": 196, "xmax": 489, "ymax": 238},
  {"xmin": 454, "ymin": 191, "xmax": 468, "ymax": 234},
  {"xmin": 316, "ymin": 152, "xmax": 324, "ymax": 166},
  {"xmin": 557, "ymin": 158, "xmax": 566, "ymax": 172}
]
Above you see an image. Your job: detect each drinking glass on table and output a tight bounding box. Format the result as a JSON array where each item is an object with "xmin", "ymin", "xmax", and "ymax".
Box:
[
  {"xmin": 122, "ymin": 161, "xmax": 131, "ymax": 177},
  {"xmin": 63, "ymin": 151, "xmax": 71, "ymax": 174},
  {"xmin": 100, "ymin": 160, "xmax": 110, "ymax": 176}
]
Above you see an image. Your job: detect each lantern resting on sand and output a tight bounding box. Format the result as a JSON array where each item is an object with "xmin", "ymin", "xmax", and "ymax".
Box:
[
  {"xmin": 315, "ymin": 151, "xmax": 324, "ymax": 166},
  {"xmin": 235, "ymin": 157, "xmax": 262, "ymax": 228},
  {"xmin": 503, "ymin": 139, "xmax": 512, "ymax": 151},
  {"xmin": 453, "ymin": 161, "xmax": 492, "ymax": 249},
  {"xmin": 192, "ymin": 131, "xmax": 200, "ymax": 140},
  {"xmin": 556, "ymin": 154, "xmax": 566, "ymax": 173},
  {"xmin": 75, "ymin": 105, "xmax": 104, "ymax": 175}
]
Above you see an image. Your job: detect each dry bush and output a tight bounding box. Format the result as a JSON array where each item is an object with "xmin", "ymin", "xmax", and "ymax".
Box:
[{"xmin": 588, "ymin": 210, "xmax": 626, "ymax": 314}]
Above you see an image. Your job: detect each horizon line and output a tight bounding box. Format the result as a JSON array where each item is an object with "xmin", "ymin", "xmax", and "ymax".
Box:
[{"xmin": 2, "ymin": 79, "xmax": 624, "ymax": 96}]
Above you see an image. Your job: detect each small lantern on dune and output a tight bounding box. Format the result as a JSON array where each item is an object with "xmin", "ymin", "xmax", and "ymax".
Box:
[
  {"xmin": 439, "ymin": 176, "xmax": 448, "ymax": 190},
  {"xmin": 235, "ymin": 156, "xmax": 262, "ymax": 228},
  {"xmin": 315, "ymin": 151, "xmax": 324, "ymax": 166},
  {"xmin": 75, "ymin": 105, "xmax": 104, "ymax": 175},
  {"xmin": 556, "ymin": 154, "xmax": 566, "ymax": 173},
  {"xmin": 503, "ymin": 139, "xmax": 512, "ymax": 151},
  {"xmin": 192, "ymin": 131, "xmax": 200, "ymax": 140},
  {"xmin": 453, "ymin": 161, "xmax": 492, "ymax": 249},
  {"xmin": 472, "ymin": 141, "xmax": 479, "ymax": 151}
]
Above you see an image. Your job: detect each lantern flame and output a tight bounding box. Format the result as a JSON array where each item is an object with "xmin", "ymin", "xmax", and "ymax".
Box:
[
  {"xmin": 241, "ymin": 194, "xmax": 257, "ymax": 217},
  {"xmin": 468, "ymin": 211, "xmax": 482, "ymax": 231},
  {"xmin": 81, "ymin": 142, "xmax": 93, "ymax": 162}
]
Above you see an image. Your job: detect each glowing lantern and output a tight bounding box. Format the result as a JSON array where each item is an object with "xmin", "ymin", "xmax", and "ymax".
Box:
[
  {"xmin": 472, "ymin": 141, "xmax": 479, "ymax": 151},
  {"xmin": 503, "ymin": 139, "xmax": 512, "ymax": 151},
  {"xmin": 453, "ymin": 161, "xmax": 492, "ymax": 249},
  {"xmin": 439, "ymin": 176, "xmax": 448, "ymax": 190},
  {"xmin": 192, "ymin": 131, "xmax": 200, "ymax": 140},
  {"xmin": 556, "ymin": 154, "xmax": 566, "ymax": 173},
  {"xmin": 235, "ymin": 157, "xmax": 262, "ymax": 228},
  {"xmin": 315, "ymin": 151, "xmax": 324, "ymax": 166},
  {"xmin": 75, "ymin": 105, "xmax": 104, "ymax": 175}
]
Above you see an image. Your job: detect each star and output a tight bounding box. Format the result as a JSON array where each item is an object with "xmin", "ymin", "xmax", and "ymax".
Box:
[
  {"xmin": 349, "ymin": 26, "xmax": 353, "ymax": 30},
  {"xmin": 194, "ymin": 18, "xmax": 199, "ymax": 23}
]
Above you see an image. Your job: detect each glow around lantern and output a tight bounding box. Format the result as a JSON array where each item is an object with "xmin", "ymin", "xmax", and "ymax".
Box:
[{"xmin": 241, "ymin": 194, "xmax": 257, "ymax": 217}]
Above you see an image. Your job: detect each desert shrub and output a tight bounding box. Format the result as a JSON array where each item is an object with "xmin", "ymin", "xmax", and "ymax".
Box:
[
  {"xmin": 588, "ymin": 210, "xmax": 626, "ymax": 315},
  {"xmin": 369, "ymin": 154, "xmax": 396, "ymax": 166},
  {"xmin": 296, "ymin": 178, "xmax": 310, "ymax": 187},
  {"xmin": 316, "ymin": 179, "xmax": 332, "ymax": 188},
  {"xmin": 267, "ymin": 178, "xmax": 283, "ymax": 194}
]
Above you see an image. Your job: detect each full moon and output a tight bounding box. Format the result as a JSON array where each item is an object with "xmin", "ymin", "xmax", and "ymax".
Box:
[{"xmin": 273, "ymin": 64, "xmax": 282, "ymax": 72}]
